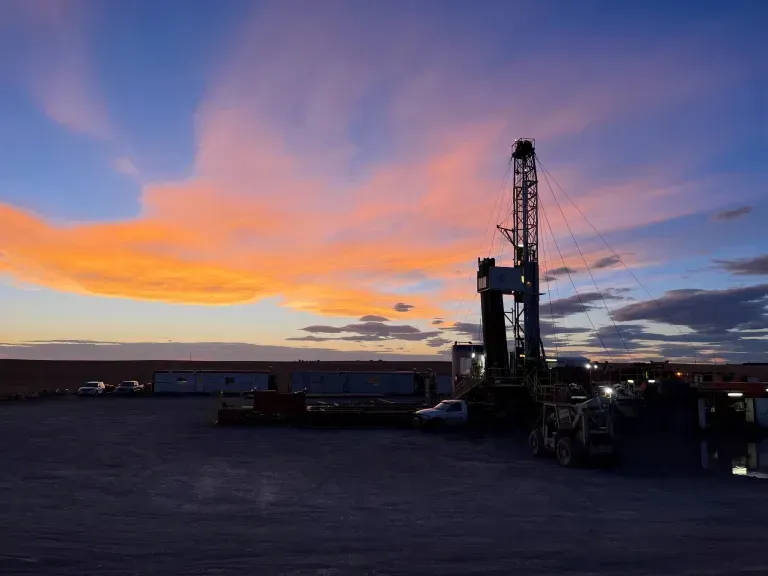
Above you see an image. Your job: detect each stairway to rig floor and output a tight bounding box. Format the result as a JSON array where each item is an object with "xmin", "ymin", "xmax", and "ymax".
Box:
[{"xmin": 451, "ymin": 375, "xmax": 485, "ymax": 400}]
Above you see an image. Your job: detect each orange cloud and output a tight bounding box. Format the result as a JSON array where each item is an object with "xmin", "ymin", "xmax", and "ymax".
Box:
[
  {"xmin": 0, "ymin": 117, "xmax": 484, "ymax": 317},
  {"xmin": 0, "ymin": 199, "xmax": 449, "ymax": 317},
  {"xmin": 0, "ymin": 102, "xmax": 514, "ymax": 319}
]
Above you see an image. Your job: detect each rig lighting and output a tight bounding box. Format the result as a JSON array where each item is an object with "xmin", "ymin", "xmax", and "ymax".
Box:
[
  {"xmin": 648, "ymin": 379, "xmax": 656, "ymax": 384},
  {"xmin": 585, "ymin": 363, "xmax": 592, "ymax": 369},
  {"xmin": 471, "ymin": 352, "xmax": 476, "ymax": 358},
  {"xmin": 627, "ymin": 379, "xmax": 635, "ymax": 384},
  {"xmin": 727, "ymin": 392, "xmax": 743, "ymax": 398},
  {"xmin": 602, "ymin": 386, "xmax": 613, "ymax": 397}
]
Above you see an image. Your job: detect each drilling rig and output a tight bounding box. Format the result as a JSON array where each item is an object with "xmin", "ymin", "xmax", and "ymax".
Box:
[
  {"xmin": 450, "ymin": 140, "xmax": 617, "ymax": 465},
  {"xmin": 451, "ymin": 139, "xmax": 547, "ymax": 416}
]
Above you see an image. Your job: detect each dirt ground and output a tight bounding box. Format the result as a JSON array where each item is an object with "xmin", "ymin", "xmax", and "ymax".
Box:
[{"xmin": 1, "ymin": 397, "xmax": 767, "ymax": 575}]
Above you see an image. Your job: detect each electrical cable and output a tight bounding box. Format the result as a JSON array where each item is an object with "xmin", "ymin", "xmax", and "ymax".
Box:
[
  {"xmin": 539, "ymin": 182, "xmax": 614, "ymax": 362},
  {"xmin": 538, "ymin": 204, "xmax": 560, "ymax": 359}
]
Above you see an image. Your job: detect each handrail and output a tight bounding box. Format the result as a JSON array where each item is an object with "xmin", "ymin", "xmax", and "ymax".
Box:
[{"xmin": 452, "ymin": 376, "xmax": 484, "ymax": 399}]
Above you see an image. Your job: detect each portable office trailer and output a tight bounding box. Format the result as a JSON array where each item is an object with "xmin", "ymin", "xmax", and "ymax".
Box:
[
  {"xmin": 290, "ymin": 370, "xmax": 419, "ymax": 396},
  {"xmin": 290, "ymin": 371, "xmax": 343, "ymax": 395},
  {"xmin": 153, "ymin": 370, "xmax": 274, "ymax": 395},
  {"xmin": 341, "ymin": 371, "xmax": 416, "ymax": 395}
]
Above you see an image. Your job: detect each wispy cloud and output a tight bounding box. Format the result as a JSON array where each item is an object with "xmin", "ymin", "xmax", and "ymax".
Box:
[
  {"xmin": 0, "ymin": 0, "xmax": 759, "ymax": 325},
  {"xmin": 1, "ymin": 0, "xmax": 111, "ymax": 138},
  {"xmin": 113, "ymin": 157, "xmax": 140, "ymax": 177},
  {"xmin": 714, "ymin": 254, "xmax": 768, "ymax": 276},
  {"xmin": 712, "ymin": 206, "xmax": 753, "ymax": 221},
  {"xmin": 287, "ymin": 320, "xmax": 440, "ymax": 344}
]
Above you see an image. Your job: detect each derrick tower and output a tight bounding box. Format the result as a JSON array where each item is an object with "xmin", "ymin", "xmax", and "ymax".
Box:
[{"xmin": 476, "ymin": 139, "xmax": 545, "ymax": 391}]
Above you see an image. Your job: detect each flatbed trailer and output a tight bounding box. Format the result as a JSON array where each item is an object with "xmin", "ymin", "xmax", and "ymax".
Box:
[
  {"xmin": 305, "ymin": 403, "xmax": 420, "ymax": 427},
  {"xmin": 215, "ymin": 390, "xmax": 426, "ymax": 428}
]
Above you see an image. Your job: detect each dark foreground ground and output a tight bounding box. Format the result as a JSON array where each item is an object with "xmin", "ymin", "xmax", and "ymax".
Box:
[{"xmin": 1, "ymin": 398, "xmax": 767, "ymax": 575}]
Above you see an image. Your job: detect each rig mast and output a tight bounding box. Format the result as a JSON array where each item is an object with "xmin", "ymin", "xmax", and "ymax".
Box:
[
  {"xmin": 506, "ymin": 139, "xmax": 544, "ymax": 372},
  {"xmin": 476, "ymin": 139, "xmax": 545, "ymax": 392}
]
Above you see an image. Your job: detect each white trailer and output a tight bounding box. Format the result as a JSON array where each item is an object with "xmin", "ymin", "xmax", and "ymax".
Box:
[{"xmin": 153, "ymin": 370, "xmax": 274, "ymax": 395}]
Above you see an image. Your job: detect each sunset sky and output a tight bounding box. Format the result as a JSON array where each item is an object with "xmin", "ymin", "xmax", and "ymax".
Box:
[{"xmin": 0, "ymin": 0, "xmax": 766, "ymax": 362}]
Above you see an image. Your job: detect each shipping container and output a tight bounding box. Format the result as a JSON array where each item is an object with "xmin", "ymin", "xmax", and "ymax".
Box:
[
  {"xmin": 153, "ymin": 370, "xmax": 274, "ymax": 395},
  {"xmin": 290, "ymin": 370, "xmax": 419, "ymax": 396}
]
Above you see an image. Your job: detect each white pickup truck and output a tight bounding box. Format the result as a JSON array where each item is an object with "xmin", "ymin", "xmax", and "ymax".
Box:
[{"xmin": 412, "ymin": 399, "xmax": 469, "ymax": 430}]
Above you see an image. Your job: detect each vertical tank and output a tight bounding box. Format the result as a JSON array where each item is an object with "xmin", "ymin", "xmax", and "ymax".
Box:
[{"xmin": 451, "ymin": 341, "xmax": 485, "ymax": 394}]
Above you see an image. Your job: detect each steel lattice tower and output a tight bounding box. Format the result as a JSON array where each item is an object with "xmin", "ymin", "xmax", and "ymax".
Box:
[{"xmin": 499, "ymin": 139, "xmax": 545, "ymax": 386}]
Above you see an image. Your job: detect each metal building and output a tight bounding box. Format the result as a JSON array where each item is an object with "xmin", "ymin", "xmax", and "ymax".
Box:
[{"xmin": 153, "ymin": 370, "xmax": 274, "ymax": 395}]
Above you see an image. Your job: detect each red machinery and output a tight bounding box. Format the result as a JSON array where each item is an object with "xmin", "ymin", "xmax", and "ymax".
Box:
[
  {"xmin": 217, "ymin": 390, "xmax": 307, "ymax": 425},
  {"xmin": 252, "ymin": 390, "xmax": 307, "ymax": 416}
]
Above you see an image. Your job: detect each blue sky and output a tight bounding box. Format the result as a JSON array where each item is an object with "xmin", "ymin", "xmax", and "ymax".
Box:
[{"xmin": 0, "ymin": 0, "xmax": 766, "ymax": 362}]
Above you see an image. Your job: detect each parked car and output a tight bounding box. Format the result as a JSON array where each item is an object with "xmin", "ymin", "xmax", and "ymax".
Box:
[
  {"xmin": 78, "ymin": 382, "xmax": 106, "ymax": 396},
  {"xmin": 114, "ymin": 380, "xmax": 141, "ymax": 395}
]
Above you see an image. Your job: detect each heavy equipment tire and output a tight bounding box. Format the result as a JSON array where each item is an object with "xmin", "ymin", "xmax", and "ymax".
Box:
[
  {"xmin": 529, "ymin": 429, "xmax": 544, "ymax": 457},
  {"xmin": 556, "ymin": 437, "xmax": 577, "ymax": 467}
]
